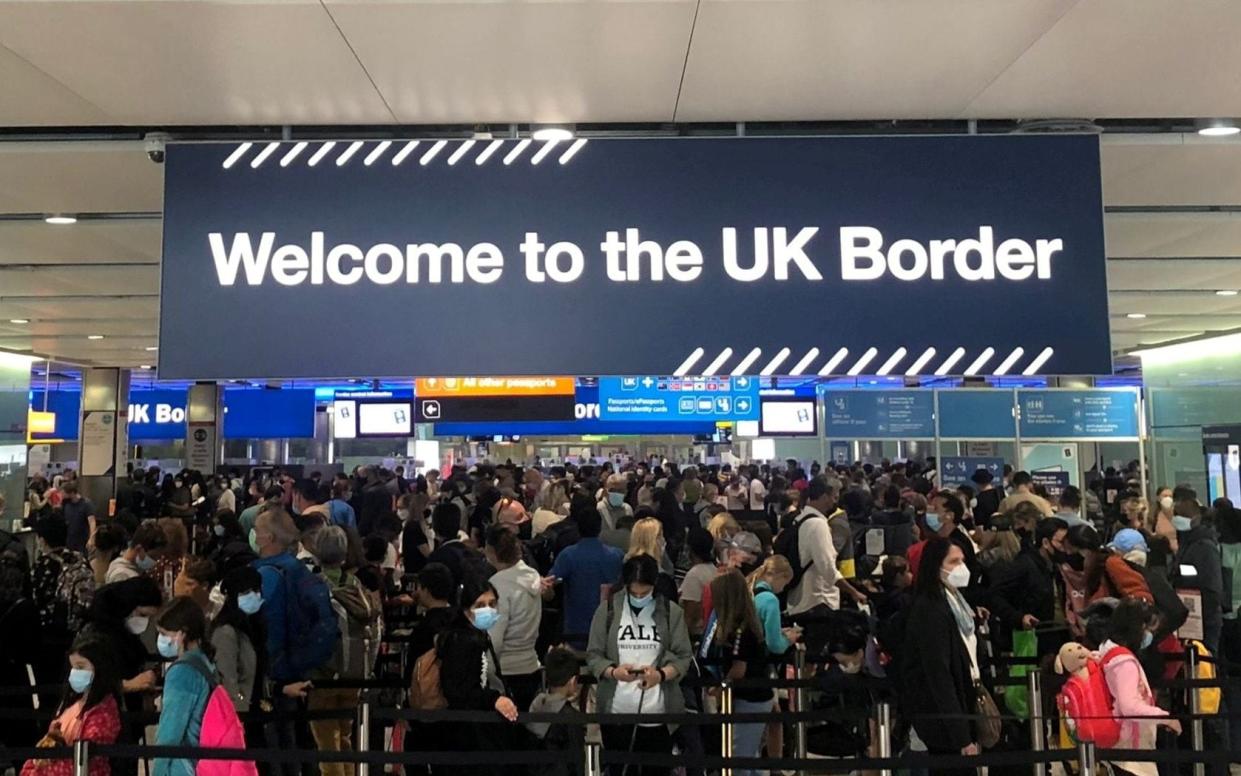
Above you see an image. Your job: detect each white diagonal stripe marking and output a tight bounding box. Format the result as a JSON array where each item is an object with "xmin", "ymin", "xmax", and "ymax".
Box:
[
  {"xmin": 703, "ymin": 348, "xmax": 734, "ymax": 376},
  {"xmin": 558, "ymin": 138, "xmax": 588, "ymax": 164},
  {"xmin": 392, "ymin": 141, "xmax": 420, "ymax": 166},
  {"xmin": 875, "ymin": 347, "xmax": 907, "ymax": 376},
  {"xmin": 475, "ymin": 140, "xmax": 504, "ymax": 165},
  {"xmin": 249, "ymin": 142, "xmax": 280, "ymax": 169},
  {"xmin": 503, "ymin": 139, "xmax": 532, "ymax": 165},
  {"xmin": 905, "ymin": 348, "xmax": 937, "ymax": 376},
  {"xmin": 964, "ymin": 348, "xmax": 996, "ymax": 376},
  {"xmin": 673, "ymin": 348, "xmax": 705, "ymax": 377},
  {"xmin": 447, "ymin": 139, "xmax": 476, "ymax": 166},
  {"xmin": 846, "ymin": 347, "xmax": 879, "ymax": 376},
  {"xmin": 308, "ymin": 142, "xmax": 336, "ymax": 167},
  {"xmin": 1022, "ymin": 347, "xmax": 1055, "ymax": 376},
  {"xmin": 336, "ymin": 141, "xmax": 364, "ymax": 166},
  {"xmin": 731, "ymin": 348, "xmax": 763, "ymax": 375},
  {"xmin": 818, "ymin": 348, "xmax": 850, "ymax": 376},
  {"xmin": 789, "ymin": 348, "xmax": 820, "ymax": 376},
  {"xmin": 420, "ymin": 140, "xmax": 447, "ymax": 165},
  {"xmin": 222, "ymin": 142, "xmax": 253, "ymax": 169},
  {"xmin": 935, "ymin": 347, "xmax": 967, "ymax": 376},
  {"xmin": 992, "ymin": 347, "xmax": 1025, "ymax": 376},
  {"xmin": 760, "ymin": 348, "xmax": 792, "ymax": 376},
  {"xmin": 280, "ymin": 142, "xmax": 308, "ymax": 167},
  {"xmin": 531, "ymin": 139, "xmax": 560, "ymax": 165},
  {"xmin": 364, "ymin": 140, "xmax": 392, "ymax": 166}
]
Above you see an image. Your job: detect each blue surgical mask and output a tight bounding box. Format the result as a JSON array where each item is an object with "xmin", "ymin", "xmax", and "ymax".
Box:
[
  {"xmin": 925, "ymin": 512, "xmax": 943, "ymax": 532},
  {"xmin": 213, "ymin": 524, "xmax": 226, "ymax": 537},
  {"xmin": 136, "ymin": 554, "xmax": 156, "ymax": 572},
  {"xmin": 156, "ymin": 634, "xmax": 181, "ymax": 659},
  {"xmin": 471, "ymin": 606, "xmax": 499, "ymax": 631},
  {"xmin": 68, "ymin": 668, "xmax": 93, "ymax": 694},
  {"xmin": 238, "ymin": 592, "xmax": 263, "ymax": 615},
  {"xmin": 608, "ymin": 492, "xmax": 625, "ymax": 508},
  {"xmin": 629, "ymin": 592, "xmax": 654, "ymax": 609},
  {"xmin": 1172, "ymin": 515, "xmax": 1193, "ymax": 532},
  {"xmin": 249, "ymin": 528, "xmax": 261, "ymax": 554},
  {"xmin": 1140, "ymin": 631, "xmax": 1154, "ymax": 650}
]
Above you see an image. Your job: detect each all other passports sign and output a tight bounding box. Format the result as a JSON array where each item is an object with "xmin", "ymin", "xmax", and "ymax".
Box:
[{"xmin": 159, "ymin": 135, "xmax": 1110, "ymax": 380}]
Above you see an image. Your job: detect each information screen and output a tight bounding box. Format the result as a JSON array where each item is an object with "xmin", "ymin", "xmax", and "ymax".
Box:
[
  {"xmin": 358, "ymin": 402, "xmax": 413, "ymax": 436},
  {"xmin": 333, "ymin": 400, "xmax": 358, "ymax": 439},
  {"xmin": 760, "ymin": 399, "xmax": 818, "ymax": 436}
]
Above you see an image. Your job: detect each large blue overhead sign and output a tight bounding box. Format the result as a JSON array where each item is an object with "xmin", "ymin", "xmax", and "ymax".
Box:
[
  {"xmin": 598, "ymin": 376, "xmax": 760, "ymax": 423},
  {"xmin": 937, "ymin": 390, "xmax": 1016, "ymax": 439},
  {"xmin": 824, "ymin": 390, "xmax": 935, "ymax": 438},
  {"xmin": 1017, "ymin": 389, "xmax": 1140, "ymax": 439},
  {"xmin": 159, "ymin": 136, "xmax": 1109, "ymax": 380}
]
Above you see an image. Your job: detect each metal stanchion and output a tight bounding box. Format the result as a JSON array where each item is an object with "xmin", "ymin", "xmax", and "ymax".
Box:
[
  {"xmin": 1028, "ymin": 670, "xmax": 1046, "ymax": 776},
  {"xmin": 792, "ymin": 646, "xmax": 808, "ymax": 770},
  {"xmin": 73, "ymin": 739, "xmax": 89, "ymax": 776},
  {"xmin": 875, "ymin": 701, "xmax": 893, "ymax": 776},
  {"xmin": 358, "ymin": 699, "xmax": 371, "ymax": 776},
  {"xmin": 1077, "ymin": 740, "xmax": 1095, "ymax": 775},
  {"xmin": 584, "ymin": 741, "xmax": 601, "ymax": 776},
  {"xmin": 1187, "ymin": 647, "xmax": 1205, "ymax": 776},
  {"xmin": 721, "ymin": 683, "xmax": 734, "ymax": 776}
]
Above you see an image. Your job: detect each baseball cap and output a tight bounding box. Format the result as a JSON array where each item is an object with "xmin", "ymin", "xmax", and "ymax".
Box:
[{"xmin": 1108, "ymin": 528, "xmax": 1149, "ymax": 555}]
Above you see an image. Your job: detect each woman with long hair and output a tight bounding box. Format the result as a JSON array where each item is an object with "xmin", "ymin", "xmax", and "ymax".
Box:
[
  {"xmin": 21, "ymin": 637, "xmax": 123, "ymax": 776},
  {"xmin": 626, "ymin": 518, "xmax": 678, "ymax": 600},
  {"xmin": 152, "ymin": 597, "xmax": 218, "ymax": 776},
  {"xmin": 898, "ymin": 539, "xmax": 980, "ymax": 775},
  {"xmin": 705, "ymin": 570, "xmax": 772, "ymax": 776}
]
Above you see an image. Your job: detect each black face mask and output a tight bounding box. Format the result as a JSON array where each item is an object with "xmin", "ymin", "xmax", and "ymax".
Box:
[
  {"xmin": 1064, "ymin": 553, "xmax": 1086, "ymax": 571},
  {"xmin": 1050, "ymin": 549, "xmax": 1074, "ymax": 566}
]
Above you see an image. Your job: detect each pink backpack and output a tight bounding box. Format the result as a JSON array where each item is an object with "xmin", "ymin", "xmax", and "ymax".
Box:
[{"xmin": 179, "ymin": 658, "xmax": 259, "ymax": 776}]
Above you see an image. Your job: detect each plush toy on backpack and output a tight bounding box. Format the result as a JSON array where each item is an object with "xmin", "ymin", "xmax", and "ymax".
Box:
[{"xmin": 1054, "ymin": 642, "xmax": 1121, "ymax": 748}]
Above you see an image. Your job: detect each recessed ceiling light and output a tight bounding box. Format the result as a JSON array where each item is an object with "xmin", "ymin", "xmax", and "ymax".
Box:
[
  {"xmin": 44, "ymin": 215, "xmax": 77, "ymax": 225},
  {"xmin": 1216, "ymin": 290, "xmax": 1238, "ymax": 296},
  {"xmin": 144, "ymin": 346, "xmax": 159, "ymax": 351},
  {"xmin": 8, "ymin": 319, "xmax": 28, "ymax": 324},
  {"xmin": 531, "ymin": 125, "xmax": 574, "ymax": 142},
  {"xmin": 1197, "ymin": 119, "xmax": 1241, "ymax": 137},
  {"xmin": 1126, "ymin": 313, "xmax": 1147, "ymax": 319},
  {"xmin": 87, "ymin": 334, "xmax": 104, "ymax": 340},
  {"xmin": 139, "ymin": 365, "xmax": 153, "ymax": 370}
]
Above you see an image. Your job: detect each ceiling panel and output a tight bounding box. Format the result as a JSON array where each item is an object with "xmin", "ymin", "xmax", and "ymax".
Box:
[
  {"xmin": 967, "ymin": 0, "xmax": 1241, "ymax": 118},
  {"xmin": 0, "ymin": 0, "xmax": 393, "ymax": 126},
  {"xmin": 677, "ymin": 0, "xmax": 1076, "ymax": 121},
  {"xmin": 0, "ymin": 220, "xmax": 162, "ymax": 263},
  {"xmin": 0, "ymin": 265, "xmax": 159, "ymax": 296},
  {"xmin": 0, "ymin": 41, "xmax": 112, "ymax": 125},
  {"xmin": 1105, "ymin": 215, "xmax": 1241, "ymax": 258},
  {"xmin": 0, "ymin": 147, "xmax": 162, "ymax": 213},
  {"xmin": 1107, "ymin": 259, "xmax": 1241, "ymax": 291},
  {"xmin": 326, "ymin": 0, "xmax": 696, "ymax": 124},
  {"xmin": 1107, "ymin": 290, "xmax": 1241, "ymax": 315},
  {"xmin": 1102, "ymin": 140, "xmax": 1241, "ymax": 207},
  {"xmin": 0, "ymin": 297, "xmax": 158, "ymax": 321}
]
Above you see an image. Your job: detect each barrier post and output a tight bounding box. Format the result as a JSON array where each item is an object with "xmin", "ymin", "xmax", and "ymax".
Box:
[
  {"xmin": 1028, "ymin": 670, "xmax": 1046, "ymax": 776},
  {"xmin": 1187, "ymin": 647, "xmax": 1204, "ymax": 776},
  {"xmin": 875, "ymin": 701, "xmax": 893, "ymax": 776},
  {"xmin": 792, "ymin": 646, "xmax": 808, "ymax": 770},
  {"xmin": 1076, "ymin": 740, "xmax": 1095, "ymax": 774},
  {"xmin": 720, "ymin": 683, "xmax": 734, "ymax": 776},
  {"xmin": 584, "ymin": 741, "xmax": 601, "ymax": 776},
  {"xmin": 73, "ymin": 739, "xmax": 89, "ymax": 776},
  {"xmin": 358, "ymin": 699, "xmax": 371, "ymax": 776}
]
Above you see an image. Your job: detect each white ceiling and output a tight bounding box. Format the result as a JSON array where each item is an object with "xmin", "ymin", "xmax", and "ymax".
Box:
[{"xmin": 1, "ymin": 0, "xmax": 1241, "ymax": 370}]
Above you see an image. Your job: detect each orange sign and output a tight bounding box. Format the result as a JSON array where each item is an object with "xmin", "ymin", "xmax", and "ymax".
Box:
[{"xmin": 416, "ymin": 376, "xmax": 575, "ymax": 397}]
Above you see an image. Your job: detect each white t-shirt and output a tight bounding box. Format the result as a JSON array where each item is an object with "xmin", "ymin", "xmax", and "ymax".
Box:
[
  {"xmin": 748, "ymin": 479, "xmax": 767, "ymax": 511},
  {"xmin": 611, "ymin": 602, "xmax": 664, "ymax": 716},
  {"xmin": 725, "ymin": 482, "xmax": 747, "ymax": 511},
  {"xmin": 678, "ymin": 562, "xmax": 717, "ymax": 603}
]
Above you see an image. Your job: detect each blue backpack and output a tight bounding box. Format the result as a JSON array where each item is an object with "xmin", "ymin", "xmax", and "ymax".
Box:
[{"xmin": 270, "ymin": 560, "xmax": 339, "ymax": 679}]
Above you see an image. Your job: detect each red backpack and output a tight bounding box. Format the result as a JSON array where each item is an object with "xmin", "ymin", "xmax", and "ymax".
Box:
[
  {"xmin": 1056, "ymin": 648, "xmax": 1127, "ymax": 748},
  {"xmin": 179, "ymin": 658, "xmax": 259, "ymax": 776}
]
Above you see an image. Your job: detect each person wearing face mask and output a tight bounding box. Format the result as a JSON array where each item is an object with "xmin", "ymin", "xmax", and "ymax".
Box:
[
  {"xmin": 152, "ymin": 597, "xmax": 220, "ymax": 776},
  {"xmin": 1061, "ymin": 524, "xmax": 1153, "ymax": 640},
  {"xmin": 988, "ymin": 517, "xmax": 1069, "ymax": 655},
  {"xmin": 21, "ymin": 637, "xmax": 122, "ymax": 776},
  {"xmin": 105, "ymin": 522, "xmax": 168, "ymax": 584},
  {"xmin": 626, "ymin": 517, "xmax": 678, "ymax": 593},
  {"xmin": 598, "ymin": 474, "xmax": 635, "ymax": 531},
  {"xmin": 898, "ymin": 539, "xmax": 981, "ymax": 774},
  {"xmin": 208, "ymin": 567, "xmax": 266, "ymax": 716},
  {"xmin": 970, "ymin": 469, "xmax": 1004, "ymax": 529},
  {"xmin": 908, "ymin": 491, "xmax": 980, "ymax": 600},
  {"xmin": 327, "ymin": 476, "xmax": 357, "ymax": 530},
  {"xmin": 587, "ymin": 554, "xmax": 692, "ymax": 776},
  {"xmin": 436, "ymin": 580, "xmax": 520, "ymax": 776},
  {"xmin": 483, "ymin": 525, "xmax": 544, "ymax": 711},
  {"xmin": 1172, "ymin": 496, "xmax": 1226, "ymax": 655},
  {"xmin": 1097, "ymin": 599, "xmax": 1180, "ymax": 776}
]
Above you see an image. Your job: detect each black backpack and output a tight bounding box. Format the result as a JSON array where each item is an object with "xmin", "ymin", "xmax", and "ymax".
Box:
[{"xmin": 772, "ymin": 511, "xmax": 825, "ymax": 595}]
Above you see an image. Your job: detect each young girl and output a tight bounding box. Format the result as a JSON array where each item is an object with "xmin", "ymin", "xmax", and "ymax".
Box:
[
  {"xmin": 704, "ymin": 570, "xmax": 771, "ymax": 776},
  {"xmin": 152, "ymin": 597, "xmax": 218, "ymax": 776},
  {"xmin": 22, "ymin": 638, "xmax": 122, "ymax": 776}
]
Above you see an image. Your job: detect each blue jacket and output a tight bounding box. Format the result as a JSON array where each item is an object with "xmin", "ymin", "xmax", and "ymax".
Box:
[
  {"xmin": 753, "ymin": 582, "xmax": 791, "ymax": 655},
  {"xmin": 254, "ymin": 551, "xmax": 333, "ymax": 682},
  {"xmin": 328, "ymin": 499, "xmax": 357, "ymax": 529},
  {"xmin": 550, "ymin": 538, "xmax": 623, "ymax": 641},
  {"xmin": 153, "ymin": 649, "xmax": 214, "ymax": 776}
]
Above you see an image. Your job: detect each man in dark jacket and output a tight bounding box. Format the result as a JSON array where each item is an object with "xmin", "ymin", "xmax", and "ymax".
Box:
[
  {"xmin": 970, "ymin": 468, "xmax": 1004, "ymax": 529},
  {"xmin": 988, "ymin": 517, "xmax": 1068, "ymax": 653},
  {"xmin": 1173, "ymin": 497, "xmax": 1225, "ymax": 654}
]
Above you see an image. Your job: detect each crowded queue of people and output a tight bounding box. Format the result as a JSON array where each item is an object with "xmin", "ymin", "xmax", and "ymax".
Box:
[{"xmin": 4, "ymin": 456, "xmax": 1238, "ymax": 776}]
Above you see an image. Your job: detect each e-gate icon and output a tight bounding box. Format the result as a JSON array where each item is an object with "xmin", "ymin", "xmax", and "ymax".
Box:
[
  {"xmin": 715, "ymin": 397, "xmax": 732, "ymax": 414},
  {"xmin": 696, "ymin": 397, "xmax": 714, "ymax": 414},
  {"xmin": 679, "ymin": 397, "xmax": 696, "ymax": 414}
]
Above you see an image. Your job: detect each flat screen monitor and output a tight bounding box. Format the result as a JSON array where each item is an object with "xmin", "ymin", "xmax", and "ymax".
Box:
[
  {"xmin": 358, "ymin": 402, "xmax": 413, "ymax": 437},
  {"xmin": 333, "ymin": 400, "xmax": 357, "ymax": 439},
  {"xmin": 761, "ymin": 399, "xmax": 817, "ymax": 436}
]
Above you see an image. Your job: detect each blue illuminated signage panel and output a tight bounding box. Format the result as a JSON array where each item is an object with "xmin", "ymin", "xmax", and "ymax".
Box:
[
  {"xmin": 824, "ymin": 391, "xmax": 934, "ymax": 438},
  {"xmin": 159, "ymin": 135, "xmax": 1110, "ymax": 380},
  {"xmin": 1017, "ymin": 390, "xmax": 1139, "ymax": 439},
  {"xmin": 598, "ymin": 376, "xmax": 760, "ymax": 423}
]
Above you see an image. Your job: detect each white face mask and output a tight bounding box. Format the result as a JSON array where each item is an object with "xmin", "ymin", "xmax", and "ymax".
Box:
[
  {"xmin": 838, "ymin": 660, "xmax": 863, "ymax": 675},
  {"xmin": 944, "ymin": 564, "xmax": 971, "ymax": 589},
  {"xmin": 125, "ymin": 615, "xmax": 150, "ymax": 635},
  {"xmin": 1159, "ymin": 496, "xmax": 1174, "ymax": 511}
]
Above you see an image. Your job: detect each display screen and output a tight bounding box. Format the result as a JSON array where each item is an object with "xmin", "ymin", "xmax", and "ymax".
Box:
[
  {"xmin": 358, "ymin": 402, "xmax": 413, "ymax": 436},
  {"xmin": 761, "ymin": 399, "xmax": 818, "ymax": 436},
  {"xmin": 333, "ymin": 400, "xmax": 357, "ymax": 439}
]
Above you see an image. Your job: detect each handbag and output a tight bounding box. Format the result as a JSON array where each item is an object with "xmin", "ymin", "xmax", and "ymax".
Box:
[{"xmin": 973, "ymin": 681, "xmax": 1002, "ymax": 749}]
